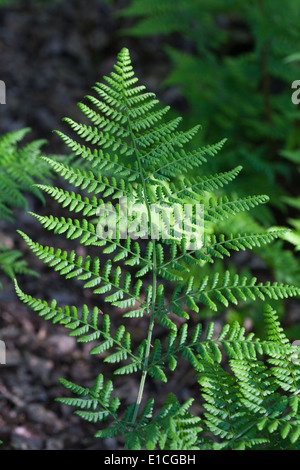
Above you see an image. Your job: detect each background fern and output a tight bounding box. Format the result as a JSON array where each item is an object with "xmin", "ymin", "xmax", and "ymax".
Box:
[
  {"xmin": 0, "ymin": 127, "xmax": 53, "ymax": 221},
  {"xmin": 14, "ymin": 48, "xmax": 300, "ymax": 450},
  {"xmin": 0, "ymin": 127, "xmax": 54, "ymax": 286}
]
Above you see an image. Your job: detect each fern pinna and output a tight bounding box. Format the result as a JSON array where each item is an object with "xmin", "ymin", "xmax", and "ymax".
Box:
[{"xmin": 14, "ymin": 48, "xmax": 300, "ymax": 450}]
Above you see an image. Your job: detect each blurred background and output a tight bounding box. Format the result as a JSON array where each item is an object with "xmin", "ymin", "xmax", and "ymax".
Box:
[{"xmin": 0, "ymin": 0, "xmax": 299, "ymax": 450}]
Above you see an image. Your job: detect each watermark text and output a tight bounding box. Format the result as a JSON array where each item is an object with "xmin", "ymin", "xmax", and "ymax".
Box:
[{"xmin": 0, "ymin": 80, "xmax": 6, "ymax": 104}]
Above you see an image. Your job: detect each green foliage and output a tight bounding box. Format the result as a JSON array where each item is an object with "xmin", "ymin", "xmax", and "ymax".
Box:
[
  {"xmin": 119, "ymin": 0, "xmax": 300, "ymax": 142},
  {"xmin": 0, "ymin": 247, "xmax": 37, "ymax": 289},
  {"xmin": 0, "ymin": 127, "xmax": 52, "ymax": 221},
  {"xmin": 118, "ymin": 0, "xmax": 300, "ymax": 209},
  {"xmin": 197, "ymin": 310, "xmax": 300, "ymax": 450},
  {"xmin": 15, "ymin": 48, "xmax": 300, "ymax": 450},
  {"xmin": 0, "ymin": 128, "xmax": 53, "ymax": 284},
  {"xmin": 115, "ymin": 0, "xmax": 300, "ymax": 315}
]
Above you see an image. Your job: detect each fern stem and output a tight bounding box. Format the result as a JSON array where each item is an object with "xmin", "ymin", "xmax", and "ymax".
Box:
[
  {"xmin": 120, "ymin": 69, "xmax": 158, "ymax": 424},
  {"xmin": 131, "ymin": 246, "xmax": 157, "ymax": 425},
  {"xmin": 127, "ymin": 131, "xmax": 158, "ymax": 424},
  {"xmin": 132, "ymin": 271, "xmax": 156, "ymax": 425}
]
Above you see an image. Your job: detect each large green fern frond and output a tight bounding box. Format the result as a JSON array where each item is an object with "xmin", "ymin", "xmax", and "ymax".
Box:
[
  {"xmin": 0, "ymin": 127, "xmax": 52, "ymax": 220},
  {"xmin": 14, "ymin": 48, "xmax": 300, "ymax": 450}
]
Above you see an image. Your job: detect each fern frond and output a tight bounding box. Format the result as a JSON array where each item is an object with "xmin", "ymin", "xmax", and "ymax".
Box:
[
  {"xmin": 14, "ymin": 279, "xmax": 142, "ymax": 371},
  {"xmin": 263, "ymin": 305, "xmax": 300, "ymax": 393},
  {"xmin": 204, "ymin": 194, "xmax": 270, "ymax": 224},
  {"xmin": 0, "ymin": 127, "xmax": 53, "ymax": 220},
  {"xmin": 17, "ymin": 230, "xmax": 145, "ymax": 309},
  {"xmin": 169, "ymin": 269, "xmax": 300, "ymax": 315},
  {"xmin": 57, "ymin": 374, "xmax": 121, "ymax": 426},
  {"xmin": 197, "ymin": 305, "xmax": 300, "ymax": 449},
  {"xmin": 14, "ymin": 47, "xmax": 300, "ymax": 451},
  {"xmin": 0, "ymin": 246, "xmax": 37, "ymax": 281},
  {"xmin": 0, "ymin": 127, "xmax": 59, "ymax": 285}
]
